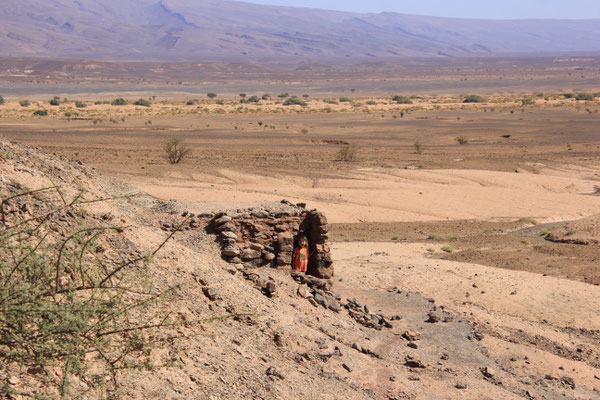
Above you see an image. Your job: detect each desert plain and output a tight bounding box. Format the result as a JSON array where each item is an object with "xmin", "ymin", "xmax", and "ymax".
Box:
[{"xmin": 1, "ymin": 58, "xmax": 600, "ymax": 399}]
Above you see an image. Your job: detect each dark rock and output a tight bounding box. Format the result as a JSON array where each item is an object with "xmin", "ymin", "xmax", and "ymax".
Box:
[
  {"xmin": 214, "ymin": 215, "xmax": 232, "ymax": 225},
  {"xmin": 403, "ymin": 330, "xmax": 421, "ymax": 341},
  {"xmin": 426, "ymin": 312, "xmax": 441, "ymax": 323},
  {"xmin": 407, "ymin": 342, "xmax": 418, "ymax": 349},
  {"xmin": 222, "ymin": 247, "xmax": 240, "ymax": 257},
  {"xmin": 241, "ymin": 248, "xmax": 262, "ymax": 260},
  {"xmin": 342, "ymin": 363, "xmax": 353, "ymax": 372},
  {"xmin": 266, "ymin": 367, "xmax": 284, "ymax": 379},
  {"xmin": 455, "ymin": 383, "xmax": 468, "ymax": 389},
  {"xmin": 202, "ymin": 287, "xmax": 219, "ymax": 301}
]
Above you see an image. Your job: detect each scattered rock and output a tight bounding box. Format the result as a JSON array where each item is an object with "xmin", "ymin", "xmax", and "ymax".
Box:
[
  {"xmin": 425, "ymin": 312, "xmax": 441, "ymax": 323},
  {"xmin": 297, "ymin": 285, "xmax": 312, "ymax": 298},
  {"xmin": 342, "ymin": 363, "xmax": 353, "ymax": 372},
  {"xmin": 222, "ymin": 247, "xmax": 240, "ymax": 257},
  {"xmin": 404, "ymin": 357, "xmax": 428, "ymax": 369},
  {"xmin": 403, "ymin": 330, "xmax": 422, "ymax": 341},
  {"xmin": 482, "ymin": 367, "xmax": 496, "ymax": 378},
  {"xmin": 408, "ymin": 376, "xmax": 420, "ymax": 381},
  {"xmin": 214, "ymin": 215, "xmax": 232, "ymax": 226},
  {"xmin": 202, "ymin": 287, "xmax": 219, "ymax": 301},
  {"xmin": 407, "ymin": 342, "xmax": 419, "ymax": 349},
  {"xmin": 455, "ymin": 383, "xmax": 468, "ymax": 389},
  {"xmin": 561, "ymin": 376, "xmax": 575, "ymax": 389},
  {"xmin": 266, "ymin": 366, "xmax": 285, "ymax": 380}
]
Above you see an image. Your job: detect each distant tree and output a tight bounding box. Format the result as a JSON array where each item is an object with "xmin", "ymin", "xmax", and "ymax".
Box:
[
  {"xmin": 207, "ymin": 93, "xmax": 217, "ymax": 98},
  {"xmin": 165, "ymin": 137, "xmax": 191, "ymax": 164},
  {"xmin": 111, "ymin": 98, "xmax": 127, "ymax": 106},
  {"xmin": 575, "ymin": 93, "xmax": 594, "ymax": 101},
  {"xmin": 283, "ymin": 97, "xmax": 307, "ymax": 106},
  {"xmin": 133, "ymin": 98, "xmax": 151, "ymax": 107},
  {"xmin": 392, "ymin": 95, "xmax": 413, "ymax": 104},
  {"xmin": 463, "ymin": 95, "xmax": 485, "ymax": 103}
]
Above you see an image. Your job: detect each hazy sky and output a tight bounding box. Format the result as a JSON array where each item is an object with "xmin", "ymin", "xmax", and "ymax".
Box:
[{"xmin": 241, "ymin": 0, "xmax": 600, "ymax": 19}]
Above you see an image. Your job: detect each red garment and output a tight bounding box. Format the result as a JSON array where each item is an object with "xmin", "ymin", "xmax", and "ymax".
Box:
[{"xmin": 293, "ymin": 246, "xmax": 309, "ymax": 272}]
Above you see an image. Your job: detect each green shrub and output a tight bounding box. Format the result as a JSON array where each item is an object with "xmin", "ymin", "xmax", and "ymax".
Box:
[
  {"xmin": 278, "ymin": 93, "xmax": 290, "ymax": 98},
  {"xmin": 262, "ymin": 94, "xmax": 271, "ymax": 100},
  {"xmin": 339, "ymin": 97, "xmax": 353, "ymax": 103},
  {"xmin": 133, "ymin": 98, "xmax": 151, "ymax": 107},
  {"xmin": 366, "ymin": 100, "xmax": 377, "ymax": 105},
  {"xmin": 207, "ymin": 92, "xmax": 217, "ymax": 98},
  {"xmin": 441, "ymin": 245, "xmax": 453, "ymax": 253},
  {"xmin": 575, "ymin": 93, "xmax": 594, "ymax": 101},
  {"xmin": 95, "ymin": 100, "xmax": 110, "ymax": 105},
  {"xmin": 562, "ymin": 93, "xmax": 575, "ymax": 99},
  {"xmin": 0, "ymin": 96, "xmax": 4, "ymax": 105},
  {"xmin": 283, "ymin": 97, "xmax": 307, "ymax": 106},
  {"xmin": 0, "ymin": 187, "xmax": 175, "ymax": 398},
  {"xmin": 392, "ymin": 95, "xmax": 413, "ymax": 104},
  {"xmin": 33, "ymin": 109, "xmax": 48, "ymax": 116},
  {"xmin": 74, "ymin": 100, "xmax": 87, "ymax": 108},
  {"xmin": 463, "ymin": 95, "xmax": 485, "ymax": 103},
  {"xmin": 111, "ymin": 97, "xmax": 127, "ymax": 106},
  {"xmin": 19, "ymin": 100, "xmax": 30, "ymax": 107},
  {"xmin": 247, "ymin": 95, "xmax": 260, "ymax": 103},
  {"xmin": 323, "ymin": 98, "xmax": 339, "ymax": 105},
  {"xmin": 49, "ymin": 96, "xmax": 61, "ymax": 106},
  {"xmin": 239, "ymin": 93, "xmax": 246, "ymax": 98}
]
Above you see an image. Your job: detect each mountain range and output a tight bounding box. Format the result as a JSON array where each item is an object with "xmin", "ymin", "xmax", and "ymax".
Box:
[{"xmin": 2, "ymin": 0, "xmax": 600, "ymax": 61}]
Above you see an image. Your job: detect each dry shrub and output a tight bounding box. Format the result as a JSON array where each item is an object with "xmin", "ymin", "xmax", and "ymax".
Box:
[
  {"xmin": 165, "ymin": 137, "xmax": 191, "ymax": 164},
  {"xmin": 338, "ymin": 143, "xmax": 358, "ymax": 162}
]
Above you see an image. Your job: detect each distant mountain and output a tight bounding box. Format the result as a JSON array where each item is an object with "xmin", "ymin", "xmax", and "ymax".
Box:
[{"xmin": 1, "ymin": 0, "xmax": 600, "ymax": 61}]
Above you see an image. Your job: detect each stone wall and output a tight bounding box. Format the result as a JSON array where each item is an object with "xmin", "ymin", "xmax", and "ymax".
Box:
[{"xmin": 210, "ymin": 203, "xmax": 334, "ymax": 279}]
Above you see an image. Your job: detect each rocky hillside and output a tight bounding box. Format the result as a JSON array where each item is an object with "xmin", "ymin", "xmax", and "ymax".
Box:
[
  {"xmin": 1, "ymin": 136, "xmax": 598, "ymax": 399},
  {"xmin": 1, "ymin": 0, "xmax": 600, "ymax": 61}
]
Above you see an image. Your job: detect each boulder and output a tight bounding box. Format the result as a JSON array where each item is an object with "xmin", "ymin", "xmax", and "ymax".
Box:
[{"xmin": 222, "ymin": 247, "xmax": 240, "ymax": 257}]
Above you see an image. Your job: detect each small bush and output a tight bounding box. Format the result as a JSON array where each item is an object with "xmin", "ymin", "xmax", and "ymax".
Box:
[
  {"xmin": 392, "ymin": 95, "xmax": 413, "ymax": 104},
  {"xmin": 441, "ymin": 245, "xmax": 453, "ymax": 253},
  {"xmin": 94, "ymin": 100, "xmax": 110, "ymax": 105},
  {"xmin": 517, "ymin": 217, "xmax": 538, "ymax": 225},
  {"xmin": 207, "ymin": 92, "xmax": 217, "ymax": 98},
  {"xmin": 111, "ymin": 97, "xmax": 127, "ymax": 106},
  {"xmin": 19, "ymin": 100, "xmax": 30, "ymax": 107},
  {"xmin": 521, "ymin": 98, "xmax": 534, "ymax": 105},
  {"xmin": 0, "ymin": 96, "xmax": 4, "ymax": 105},
  {"xmin": 414, "ymin": 140, "xmax": 424, "ymax": 154},
  {"xmin": 366, "ymin": 100, "xmax": 377, "ymax": 105},
  {"xmin": 575, "ymin": 93, "xmax": 594, "ymax": 101},
  {"xmin": 247, "ymin": 95, "xmax": 260, "ymax": 103},
  {"xmin": 133, "ymin": 98, "xmax": 151, "ymax": 107},
  {"xmin": 455, "ymin": 136, "xmax": 469, "ymax": 145},
  {"xmin": 463, "ymin": 95, "xmax": 485, "ymax": 103},
  {"xmin": 75, "ymin": 100, "xmax": 87, "ymax": 108},
  {"xmin": 338, "ymin": 143, "xmax": 357, "ymax": 162},
  {"xmin": 566, "ymin": 230, "xmax": 577, "ymax": 236},
  {"xmin": 323, "ymin": 98, "xmax": 339, "ymax": 105},
  {"xmin": 262, "ymin": 94, "xmax": 271, "ymax": 100},
  {"xmin": 33, "ymin": 109, "xmax": 48, "ymax": 116},
  {"xmin": 562, "ymin": 93, "xmax": 575, "ymax": 99},
  {"xmin": 278, "ymin": 93, "xmax": 290, "ymax": 98},
  {"xmin": 165, "ymin": 137, "xmax": 191, "ymax": 164},
  {"xmin": 186, "ymin": 99, "xmax": 198, "ymax": 105},
  {"xmin": 49, "ymin": 96, "xmax": 61, "ymax": 106},
  {"xmin": 283, "ymin": 97, "xmax": 307, "ymax": 106},
  {"xmin": 339, "ymin": 97, "xmax": 353, "ymax": 103},
  {"xmin": 239, "ymin": 93, "xmax": 246, "ymax": 98}
]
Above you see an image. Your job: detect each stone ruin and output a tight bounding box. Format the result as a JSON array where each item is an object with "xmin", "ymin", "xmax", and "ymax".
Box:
[{"xmin": 210, "ymin": 203, "xmax": 334, "ymax": 279}]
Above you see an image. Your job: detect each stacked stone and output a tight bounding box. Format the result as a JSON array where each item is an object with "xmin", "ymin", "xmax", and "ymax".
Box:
[
  {"xmin": 209, "ymin": 205, "xmax": 334, "ymax": 278},
  {"xmin": 300, "ymin": 210, "xmax": 334, "ymax": 279}
]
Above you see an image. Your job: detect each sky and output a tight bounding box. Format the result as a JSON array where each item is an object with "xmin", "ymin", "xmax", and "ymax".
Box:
[{"xmin": 241, "ymin": 0, "xmax": 600, "ymax": 19}]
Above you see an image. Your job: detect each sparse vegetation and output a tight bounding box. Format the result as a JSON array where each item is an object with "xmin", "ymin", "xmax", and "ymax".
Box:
[
  {"xmin": 262, "ymin": 94, "xmax": 271, "ymax": 100},
  {"xmin": 134, "ymin": 98, "xmax": 152, "ymax": 107},
  {"xmin": 521, "ymin": 98, "xmax": 534, "ymax": 105},
  {"xmin": 74, "ymin": 100, "xmax": 87, "ymax": 108},
  {"xmin": 33, "ymin": 109, "xmax": 48, "ymax": 116},
  {"xmin": 207, "ymin": 92, "xmax": 217, "ymax": 98},
  {"xmin": 392, "ymin": 95, "xmax": 413, "ymax": 104},
  {"xmin": 0, "ymin": 96, "xmax": 4, "ymax": 105},
  {"xmin": 463, "ymin": 95, "xmax": 485, "ymax": 103},
  {"xmin": 49, "ymin": 96, "xmax": 61, "ymax": 106},
  {"xmin": 19, "ymin": 100, "xmax": 30, "ymax": 107},
  {"xmin": 247, "ymin": 95, "xmax": 260, "ymax": 103},
  {"xmin": 566, "ymin": 230, "xmax": 577, "ymax": 236},
  {"xmin": 339, "ymin": 97, "xmax": 353, "ymax": 103},
  {"xmin": 277, "ymin": 93, "xmax": 290, "ymax": 98},
  {"xmin": 283, "ymin": 97, "xmax": 307, "ymax": 106},
  {"xmin": 323, "ymin": 98, "xmax": 339, "ymax": 105},
  {"xmin": 165, "ymin": 137, "xmax": 191, "ymax": 164},
  {"xmin": 575, "ymin": 93, "xmax": 594, "ymax": 101},
  {"xmin": 414, "ymin": 140, "xmax": 424, "ymax": 155},
  {"xmin": 111, "ymin": 97, "xmax": 127, "ymax": 106},
  {"xmin": 455, "ymin": 136, "xmax": 469, "ymax": 145},
  {"xmin": 517, "ymin": 217, "xmax": 538, "ymax": 225},
  {"xmin": 0, "ymin": 187, "xmax": 176, "ymax": 398},
  {"xmin": 441, "ymin": 245, "xmax": 453, "ymax": 253},
  {"xmin": 338, "ymin": 143, "xmax": 358, "ymax": 162}
]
